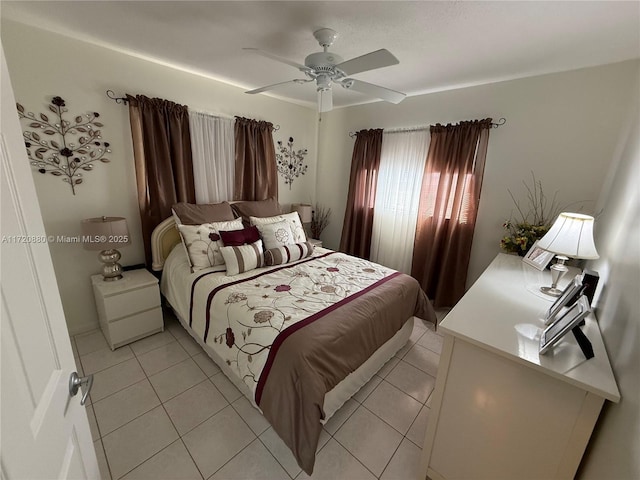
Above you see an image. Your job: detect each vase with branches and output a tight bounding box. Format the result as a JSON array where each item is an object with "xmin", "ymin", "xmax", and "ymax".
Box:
[
  {"xmin": 17, "ymin": 96, "xmax": 111, "ymax": 195},
  {"xmin": 310, "ymin": 204, "xmax": 331, "ymax": 240},
  {"xmin": 500, "ymin": 172, "xmax": 562, "ymax": 256}
]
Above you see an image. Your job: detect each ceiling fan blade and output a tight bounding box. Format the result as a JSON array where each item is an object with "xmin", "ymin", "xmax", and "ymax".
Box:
[
  {"xmin": 318, "ymin": 89, "xmax": 333, "ymax": 113},
  {"xmin": 246, "ymin": 79, "xmax": 311, "ymax": 95},
  {"xmin": 336, "ymin": 49, "xmax": 399, "ymax": 76},
  {"xmin": 243, "ymin": 48, "xmax": 309, "ymax": 72},
  {"xmin": 344, "ymin": 79, "xmax": 406, "ymax": 104}
]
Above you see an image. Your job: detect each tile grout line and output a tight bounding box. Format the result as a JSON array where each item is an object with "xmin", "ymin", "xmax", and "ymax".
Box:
[
  {"xmin": 331, "ymin": 433, "xmax": 386, "ymax": 479},
  {"xmin": 255, "ymin": 434, "xmax": 298, "ymax": 480},
  {"xmin": 358, "ymin": 395, "xmax": 421, "ymax": 439},
  {"xmin": 94, "ymin": 437, "xmax": 115, "ymax": 480}
]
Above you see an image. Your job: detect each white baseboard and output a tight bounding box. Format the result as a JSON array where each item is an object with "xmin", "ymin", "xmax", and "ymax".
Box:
[{"xmin": 67, "ymin": 320, "xmax": 100, "ymax": 337}]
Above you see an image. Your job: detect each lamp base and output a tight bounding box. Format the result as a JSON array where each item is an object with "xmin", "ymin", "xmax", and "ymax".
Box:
[
  {"xmin": 540, "ymin": 255, "xmax": 569, "ymax": 297},
  {"xmin": 99, "ymin": 249, "xmax": 123, "ymax": 281},
  {"xmin": 540, "ymin": 286, "xmax": 563, "ymax": 297}
]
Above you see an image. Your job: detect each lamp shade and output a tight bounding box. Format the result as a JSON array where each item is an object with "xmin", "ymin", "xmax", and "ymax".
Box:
[
  {"xmin": 81, "ymin": 217, "xmax": 131, "ymax": 251},
  {"xmin": 537, "ymin": 212, "xmax": 599, "ymax": 259},
  {"xmin": 293, "ymin": 204, "xmax": 312, "ymax": 223}
]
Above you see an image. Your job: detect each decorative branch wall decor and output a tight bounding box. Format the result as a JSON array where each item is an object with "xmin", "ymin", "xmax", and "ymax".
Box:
[
  {"xmin": 276, "ymin": 136, "xmax": 308, "ymax": 189},
  {"xmin": 17, "ymin": 96, "xmax": 111, "ymax": 195}
]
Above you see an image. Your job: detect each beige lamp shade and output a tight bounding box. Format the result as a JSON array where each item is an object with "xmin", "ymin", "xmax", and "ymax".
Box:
[
  {"xmin": 537, "ymin": 212, "xmax": 599, "ymax": 259},
  {"xmin": 81, "ymin": 217, "xmax": 131, "ymax": 251},
  {"xmin": 293, "ymin": 204, "xmax": 313, "ymax": 223}
]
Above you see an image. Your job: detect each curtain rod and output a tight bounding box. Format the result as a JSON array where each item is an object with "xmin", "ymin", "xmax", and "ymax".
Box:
[
  {"xmin": 105, "ymin": 90, "xmax": 279, "ymax": 130},
  {"xmin": 348, "ymin": 117, "xmax": 506, "ymax": 138}
]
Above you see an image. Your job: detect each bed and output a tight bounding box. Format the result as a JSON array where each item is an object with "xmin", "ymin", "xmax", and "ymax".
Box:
[{"xmin": 151, "ymin": 214, "xmax": 436, "ymax": 474}]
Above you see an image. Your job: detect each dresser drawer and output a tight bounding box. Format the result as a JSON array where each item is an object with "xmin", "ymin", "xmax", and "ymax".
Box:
[
  {"xmin": 106, "ymin": 307, "xmax": 163, "ymax": 349},
  {"xmin": 102, "ymin": 284, "xmax": 160, "ymax": 321}
]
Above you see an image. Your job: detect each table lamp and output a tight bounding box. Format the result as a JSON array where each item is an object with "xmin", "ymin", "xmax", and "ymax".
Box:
[
  {"xmin": 536, "ymin": 212, "xmax": 599, "ymax": 296},
  {"xmin": 292, "ymin": 204, "xmax": 313, "ymax": 236},
  {"xmin": 81, "ymin": 216, "xmax": 131, "ymax": 281}
]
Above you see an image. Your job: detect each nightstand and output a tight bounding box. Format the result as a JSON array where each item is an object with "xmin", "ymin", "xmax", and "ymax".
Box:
[
  {"xmin": 91, "ymin": 269, "xmax": 163, "ymax": 350},
  {"xmin": 308, "ymin": 238, "xmax": 323, "ymax": 248}
]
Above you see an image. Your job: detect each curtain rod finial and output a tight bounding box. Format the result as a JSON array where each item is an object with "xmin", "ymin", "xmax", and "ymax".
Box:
[
  {"xmin": 106, "ymin": 90, "xmax": 128, "ymax": 105},
  {"xmin": 492, "ymin": 118, "xmax": 506, "ymax": 128}
]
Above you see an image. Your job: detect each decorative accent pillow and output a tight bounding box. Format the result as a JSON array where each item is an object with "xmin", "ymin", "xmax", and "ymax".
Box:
[
  {"xmin": 255, "ymin": 220, "xmax": 294, "ymax": 250},
  {"xmin": 231, "ymin": 198, "xmax": 281, "ymax": 225},
  {"xmin": 219, "ymin": 226, "xmax": 261, "ymax": 247},
  {"xmin": 264, "ymin": 242, "xmax": 314, "ymax": 266},
  {"xmin": 172, "ymin": 201, "xmax": 235, "ymax": 225},
  {"xmin": 250, "ymin": 212, "xmax": 307, "ymax": 244},
  {"xmin": 178, "ymin": 219, "xmax": 243, "ymax": 271},
  {"xmin": 220, "ymin": 240, "xmax": 265, "ymax": 276}
]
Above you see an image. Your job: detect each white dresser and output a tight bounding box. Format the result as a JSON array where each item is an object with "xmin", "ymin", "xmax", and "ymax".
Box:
[
  {"xmin": 420, "ymin": 254, "xmax": 619, "ymax": 480},
  {"xmin": 91, "ymin": 269, "xmax": 164, "ymax": 350}
]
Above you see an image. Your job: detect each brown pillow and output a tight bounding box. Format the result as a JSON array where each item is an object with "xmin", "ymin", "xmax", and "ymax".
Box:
[
  {"xmin": 172, "ymin": 202, "xmax": 235, "ymax": 225},
  {"xmin": 231, "ymin": 197, "xmax": 281, "ymax": 224}
]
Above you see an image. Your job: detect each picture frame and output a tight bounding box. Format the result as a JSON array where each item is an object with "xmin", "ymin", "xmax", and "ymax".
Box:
[
  {"xmin": 539, "ymin": 296, "xmax": 591, "ymax": 355},
  {"xmin": 522, "ymin": 240, "xmax": 555, "ymax": 271},
  {"xmin": 544, "ymin": 274, "xmax": 584, "ymax": 325}
]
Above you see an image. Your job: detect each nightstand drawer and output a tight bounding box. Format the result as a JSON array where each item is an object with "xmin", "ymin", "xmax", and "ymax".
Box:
[
  {"xmin": 106, "ymin": 307, "xmax": 163, "ymax": 349},
  {"xmin": 103, "ymin": 284, "xmax": 160, "ymax": 321}
]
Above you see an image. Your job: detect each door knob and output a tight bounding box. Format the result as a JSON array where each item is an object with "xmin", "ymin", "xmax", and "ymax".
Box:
[{"xmin": 69, "ymin": 371, "xmax": 94, "ymax": 406}]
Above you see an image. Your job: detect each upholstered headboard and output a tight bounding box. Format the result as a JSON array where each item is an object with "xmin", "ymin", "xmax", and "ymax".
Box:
[{"xmin": 150, "ymin": 217, "xmax": 181, "ymax": 271}]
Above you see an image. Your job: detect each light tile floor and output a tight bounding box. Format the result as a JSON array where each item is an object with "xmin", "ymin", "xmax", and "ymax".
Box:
[{"xmin": 72, "ymin": 309, "xmax": 448, "ymax": 480}]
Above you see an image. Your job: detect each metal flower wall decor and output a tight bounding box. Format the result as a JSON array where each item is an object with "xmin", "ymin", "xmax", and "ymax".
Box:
[
  {"xmin": 17, "ymin": 96, "xmax": 111, "ymax": 195},
  {"xmin": 276, "ymin": 136, "xmax": 308, "ymax": 189}
]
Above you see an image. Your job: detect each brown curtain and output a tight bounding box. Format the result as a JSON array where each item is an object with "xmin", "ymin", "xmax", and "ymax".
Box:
[
  {"xmin": 127, "ymin": 94, "xmax": 195, "ymax": 267},
  {"xmin": 339, "ymin": 129, "xmax": 383, "ymax": 258},
  {"xmin": 411, "ymin": 119, "xmax": 492, "ymax": 307},
  {"xmin": 234, "ymin": 117, "xmax": 278, "ymax": 201}
]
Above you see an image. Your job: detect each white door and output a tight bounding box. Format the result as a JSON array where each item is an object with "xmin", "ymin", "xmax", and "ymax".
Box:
[{"xmin": 0, "ymin": 44, "xmax": 100, "ymax": 479}]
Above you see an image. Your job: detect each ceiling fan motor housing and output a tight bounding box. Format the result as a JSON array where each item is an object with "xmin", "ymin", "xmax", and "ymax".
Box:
[{"xmin": 305, "ymin": 52, "xmax": 344, "ymax": 71}]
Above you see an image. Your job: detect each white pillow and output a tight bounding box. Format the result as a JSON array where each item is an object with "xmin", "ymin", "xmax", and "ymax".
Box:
[
  {"xmin": 220, "ymin": 240, "xmax": 265, "ymax": 276},
  {"xmin": 255, "ymin": 220, "xmax": 294, "ymax": 250},
  {"xmin": 250, "ymin": 212, "xmax": 307, "ymax": 243},
  {"xmin": 178, "ymin": 219, "xmax": 243, "ymax": 271}
]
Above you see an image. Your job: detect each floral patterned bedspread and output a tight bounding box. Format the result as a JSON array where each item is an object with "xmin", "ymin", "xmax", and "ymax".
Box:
[{"xmin": 188, "ymin": 250, "xmax": 397, "ymax": 399}]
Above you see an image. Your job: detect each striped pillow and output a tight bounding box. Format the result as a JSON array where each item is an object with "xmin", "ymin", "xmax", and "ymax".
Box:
[
  {"xmin": 220, "ymin": 240, "xmax": 265, "ymax": 276},
  {"xmin": 264, "ymin": 242, "xmax": 314, "ymax": 266}
]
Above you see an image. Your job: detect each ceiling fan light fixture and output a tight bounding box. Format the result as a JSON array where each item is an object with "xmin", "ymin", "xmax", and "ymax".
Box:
[
  {"xmin": 315, "ymin": 73, "xmax": 331, "ymax": 91},
  {"xmin": 318, "ymin": 88, "xmax": 333, "ymax": 113}
]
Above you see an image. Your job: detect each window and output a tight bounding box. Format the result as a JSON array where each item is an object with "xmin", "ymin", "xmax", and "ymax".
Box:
[{"xmin": 419, "ymin": 172, "xmax": 475, "ymax": 224}]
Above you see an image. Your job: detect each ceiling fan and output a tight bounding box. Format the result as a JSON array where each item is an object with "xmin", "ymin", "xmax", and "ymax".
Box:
[{"xmin": 244, "ymin": 28, "xmax": 406, "ymax": 112}]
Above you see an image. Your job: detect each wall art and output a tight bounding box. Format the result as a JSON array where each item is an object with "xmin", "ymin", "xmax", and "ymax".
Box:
[
  {"xmin": 17, "ymin": 96, "xmax": 111, "ymax": 195},
  {"xmin": 276, "ymin": 136, "xmax": 308, "ymax": 189}
]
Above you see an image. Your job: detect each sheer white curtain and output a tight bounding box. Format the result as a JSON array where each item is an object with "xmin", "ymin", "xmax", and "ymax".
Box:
[
  {"xmin": 370, "ymin": 129, "xmax": 430, "ymax": 273},
  {"xmin": 188, "ymin": 112, "xmax": 235, "ymax": 203}
]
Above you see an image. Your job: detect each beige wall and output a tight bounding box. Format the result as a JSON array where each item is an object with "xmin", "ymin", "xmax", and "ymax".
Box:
[
  {"xmin": 316, "ymin": 60, "xmax": 639, "ymax": 287},
  {"xmin": 2, "ymin": 20, "xmax": 317, "ymax": 334},
  {"xmin": 579, "ymin": 68, "xmax": 639, "ymax": 479}
]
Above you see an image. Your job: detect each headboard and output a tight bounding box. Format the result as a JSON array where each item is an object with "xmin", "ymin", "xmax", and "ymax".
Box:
[{"xmin": 150, "ymin": 217, "xmax": 181, "ymax": 271}]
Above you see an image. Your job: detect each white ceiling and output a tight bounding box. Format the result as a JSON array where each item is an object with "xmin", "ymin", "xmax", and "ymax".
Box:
[{"xmin": 3, "ymin": 1, "xmax": 639, "ymax": 110}]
